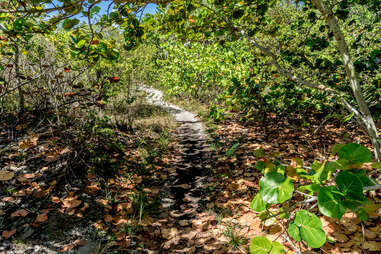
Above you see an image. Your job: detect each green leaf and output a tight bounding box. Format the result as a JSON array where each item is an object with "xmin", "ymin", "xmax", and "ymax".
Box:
[
  {"xmin": 90, "ymin": 6, "xmax": 101, "ymax": 18},
  {"xmin": 336, "ymin": 171, "xmax": 365, "ymax": 201},
  {"xmin": 77, "ymin": 39, "xmax": 87, "ymax": 48},
  {"xmin": 372, "ymin": 162, "xmax": 381, "ymax": 169},
  {"xmin": 356, "ymin": 208, "xmax": 369, "ymax": 221},
  {"xmin": 249, "ymin": 236, "xmax": 284, "ymax": 254},
  {"xmin": 250, "ymin": 236, "xmax": 272, "ymax": 254},
  {"xmin": 254, "ymin": 148, "xmax": 265, "ymax": 158},
  {"xmin": 256, "ymin": 161, "xmax": 265, "ymax": 171},
  {"xmin": 288, "ymin": 223, "xmax": 301, "ymax": 242},
  {"xmin": 338, "ymin": 143, "xmax": 372, "ymax": 164},
  {"xmin": 352, "ymin": 170, "xmax": 374, "ymax": 187},
  {"xmin": 297, "ymin": 184, "xmax": 321, "ymax": 195},
  {"xmin": 250, "ymin": 193, "xmax": 266, "ymax": 212},
  {"xmin": 62, "ymin": 18, "xmax": 80, "ymax": 30},
  {"xmin": 259, "ymin": 172, "xmax": 294, "ymax": 204},
  {"xmin": 292, "ymin": 210, "xmax": 326, "ymax": 248},
  {"xmin": 318, "ymin": 186, "xmax": 346, "ymax": 219},
  {"xmin": 269, "ymin": 241, "xmax": 285, "ymax": 254},
  {"xmin": 313, "ymin": 161, "xmax": 331, "ymax": 183}
]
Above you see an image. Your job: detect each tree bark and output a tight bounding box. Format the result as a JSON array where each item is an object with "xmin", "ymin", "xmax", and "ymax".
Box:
[
  {"xmin": 14, "ymin": 45, "xmax": 25, "ymax": 114},
  {"xmin": 312, "ymin": 0, "xmax": 381, "ymax": 160}
]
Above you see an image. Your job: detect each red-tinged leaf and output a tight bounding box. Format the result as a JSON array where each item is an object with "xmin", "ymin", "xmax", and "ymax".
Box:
[
  {"xmin": 108, "ymin": 77, "xmax": 120, "ymax": 83},
  {"xmin": 2, "ymin": 228, "xmax": 16, "ymax": 238}
]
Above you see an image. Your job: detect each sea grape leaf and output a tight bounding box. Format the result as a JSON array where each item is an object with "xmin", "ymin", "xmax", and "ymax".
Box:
[
  {"xmin": 288, "ymin": 223, "xmax": 301, "ymax": 242},
  {"xmin": 250, "ymin": 193, "xmax": 266, "ymax": 212},
  {"xmin": 249, "ymin": 236, "xmax": 284, "ymax": 254},
  {"xmin": 338, "ymin": 143, "xmax": 372, "ymax": 164},
  {"xmin": 318, "ymin": 186, "xmax": 346, "ymax": 219},
  {"xmin": 259, "ymin": 172, "xmax": 294, "ymax": 204},
  {"xmin": 290, "ymin": 210, "xmax": 326, "ymax": 248},
  {"xmin": 336, "ymin": 171, "xmax": 365, "ymax": 201}
]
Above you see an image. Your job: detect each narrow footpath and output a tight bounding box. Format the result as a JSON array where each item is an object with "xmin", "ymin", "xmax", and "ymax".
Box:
[{"xmin": 142, "ymin": 87, "xmax": 223, "ymax": 253}]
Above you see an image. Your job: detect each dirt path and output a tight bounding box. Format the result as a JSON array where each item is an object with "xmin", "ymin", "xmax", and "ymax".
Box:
[{"xmin": 142, "ymin": 87, "xmax": 225, "ymax": 253}]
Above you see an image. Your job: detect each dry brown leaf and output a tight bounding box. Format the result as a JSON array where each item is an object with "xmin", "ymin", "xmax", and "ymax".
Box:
[
  {"xmin": 62, "ymin": 197, "xmax": 82, "ymax": 209},
  {"xmin": 34, "ymin": 213, "xmax": 49, "ymax": 223},
  {"xmin": 32, "ymin": 187, "xmax": 49, "ymax": 199},
  {"xmin": 18, "ymin": 136, "xmax": 38, "ymax": 150},
  {"xmin": 59, "ymin": 239, "xmax": 86, "ymax": 253},
  {"xmin": 85, "ymin": 184, "xmax": 100, "ymax": 195},
  {"xmin": 363, "ymin": 241, "xmax": 381, "ymax": 251},
  {"xmin": 104, "ymin": 214, "xmax": 113, "ymax": 223},
  {"xmin": 0, "ymin": 170, "xmax": 14, "ymax": 181},
  {"xmin": 51, "ymin": 196, "xmax": 60, "ymax": 203},
  {"xmin": 11, "ymin": 209, "xmax": 29, "ymax": 217},
  {"xmin": 59, "ymin": 147, "xmax": 71, "ymax": 155},
  {"xmin": 44, "ymin": 154, "xmax": 58, "ymax": 162},
  {"xmin": 96, "ymin": 199, "xmax": 108, "ymax": 206},
  {"xmin": 80, "ymin": 202, "xmax": 89, "ymax": 212},
  {"xmin": 2, "ymin": 228, "xmax": 16, "ymax": 238},
  {"xmin": 93, "ymin": 221, "xmax": 107, "ymax": 231}
]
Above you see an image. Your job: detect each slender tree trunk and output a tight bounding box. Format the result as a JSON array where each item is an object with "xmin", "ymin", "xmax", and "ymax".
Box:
[
  {"xmin": 312, "ymin": 0, "xmax": 381, "ymax": 160},
  {"xmin": 14, "ymin": 45, "xmax": 24, "ymax": 114}
]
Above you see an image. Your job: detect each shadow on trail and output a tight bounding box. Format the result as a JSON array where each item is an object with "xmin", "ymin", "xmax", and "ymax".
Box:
[{"xmin": 141, "ymin": 87, "xmax": 227, "ymax": 253}]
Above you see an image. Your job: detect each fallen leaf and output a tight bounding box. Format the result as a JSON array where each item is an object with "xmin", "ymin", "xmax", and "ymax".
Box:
[
  {"xmin": 44, "ymin": 154, "xmax": 59, "ymax": 162},
  {"xmin": 2, "ymin": 228, "xmax": 16, "ymax": 238},
  {"xmin": 85, "ymin": 184, "xmax": 100, "ymax": 195},
  {"xmin": 11, "ymin": 209, "xmax": 29, "ymax": 217},
  {"xmin": 51, "ymin": 196, "xmax": 60, "ymax": 203},
  {"xmin": 363, "ymin": 241, "xmax": 381, "ymax": 251},
  {"xmin": 34, "ymin": 213, "xmax": 49, "ymax": 223},
  {"xmin": 0, "ymin": 170, "xmax": 14, "ymax": 181},
  {"xmin": 96, "ymin": 199, "xmax": 108, "ymax": 206},
  {"xmin": 60, "ymin": 147, "xmax": 71, "ymax": 155},
  {"xmin": 80, "ymin": 202, "xmax": 89, "ymax": 212},
  {"xmin": 62, "ymin": 197, "xmax": 82, "ymax": 209},
  {"xmin": 104, "ymin": 214, "xmax": 113, "ymax": 223}
]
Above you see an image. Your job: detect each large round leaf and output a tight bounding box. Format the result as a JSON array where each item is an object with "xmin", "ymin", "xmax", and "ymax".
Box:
[
  {"xmin": 293, "ymin": 210, "xmax": 326, "ymax": 248},
  {"xmin": 259, "ymin": 172, "xmax": 294, "ymax": 204},
  {"xmin": 249, "ymin": 236, "xmax": 285, "ymax": 254},
  {"xmin": 338, "ymin": 143, "xmax": 372, "ymax": 164},
  {"xmin": 270, "ymin": 241, "xmax": 285, "ymax": 254},
  {"xmin": 250, "ymin": 236, "xmax": 272, "ymax": 254},
  {"xmin": 336, "ymin": 171, "xmax": 365, "ymax": 201},
  {"xmin": 318, "ymin": 186, "xmax": 346, "ymax": 219}
]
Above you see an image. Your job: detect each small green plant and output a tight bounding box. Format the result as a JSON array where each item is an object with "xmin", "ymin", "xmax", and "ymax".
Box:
[{"xmin": 223, "ymin": 222, "xmax": 248, "ymax": 250}]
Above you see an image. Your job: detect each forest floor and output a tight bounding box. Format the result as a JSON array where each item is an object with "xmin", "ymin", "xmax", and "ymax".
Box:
[{"xmin": 0, "ymin": 87, "xmax": 380, "ymax": 254}]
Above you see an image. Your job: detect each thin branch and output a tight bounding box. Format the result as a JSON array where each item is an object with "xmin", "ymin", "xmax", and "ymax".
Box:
[{"xmin": 0, "ymin": 1, "xmax": 84, "ymax": 14}]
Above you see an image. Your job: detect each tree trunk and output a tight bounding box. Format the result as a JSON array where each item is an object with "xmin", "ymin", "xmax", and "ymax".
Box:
[
  {"xmin": 312, "ymin": 0, "xmax": 381, "ymax": 160},
  {"xmin": 14, "ymin": 45, "xmax": 24, "ymax": 114}
]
